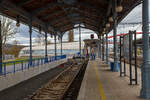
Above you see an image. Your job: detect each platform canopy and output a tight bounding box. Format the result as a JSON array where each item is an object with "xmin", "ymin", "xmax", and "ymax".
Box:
[{"xmin": 0, "ymin": 0, "xmax": 142, "ymax": 36}]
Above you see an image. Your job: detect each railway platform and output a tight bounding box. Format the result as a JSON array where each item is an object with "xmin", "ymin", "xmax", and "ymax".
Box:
[{"xmin": 77, "ymin": 59, "xmax": 146, "ymax": 100}]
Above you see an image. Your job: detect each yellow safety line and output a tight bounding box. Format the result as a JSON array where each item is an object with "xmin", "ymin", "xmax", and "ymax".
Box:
[{"xmin": 93, "ymin": 62, "xmax": 107, "ymax": 100}]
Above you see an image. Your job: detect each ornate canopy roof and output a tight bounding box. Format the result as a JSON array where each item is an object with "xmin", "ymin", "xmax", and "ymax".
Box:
[{"xmin": 0, "ymin": 0, "xmax": 142, "ymax": 36}]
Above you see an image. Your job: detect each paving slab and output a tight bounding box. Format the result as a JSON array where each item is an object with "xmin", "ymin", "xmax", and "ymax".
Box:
[{"xmin": 77, "ymin": 58, "xmax": 146, "ymax": 100}]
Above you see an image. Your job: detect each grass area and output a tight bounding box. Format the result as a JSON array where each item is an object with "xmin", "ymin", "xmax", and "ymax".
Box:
[
  {"xmin": 3, "ymin": 58, "xmax": 29, "ymax": 66},
  {"xmin": 3, "ymin": 57, "xmax": 45, "ymax": 66},
  {"xmin": 3, "ymin": 58, "xmax": 28, "ymax": 62}
]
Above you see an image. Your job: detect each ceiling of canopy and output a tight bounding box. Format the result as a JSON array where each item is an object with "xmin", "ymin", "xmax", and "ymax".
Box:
[{"xmin": 0, "ymin": 0, "xmax": 142, "ymax": 36}]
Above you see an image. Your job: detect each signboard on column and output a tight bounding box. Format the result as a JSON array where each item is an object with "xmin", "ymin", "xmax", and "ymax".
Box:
[
  {"xmin": 91, "ymin": 34, "xmax": 94, "ymax": 39},
  {"xmin": 123, "ymin": 34, "xmax": 129, "ymax": 58}
]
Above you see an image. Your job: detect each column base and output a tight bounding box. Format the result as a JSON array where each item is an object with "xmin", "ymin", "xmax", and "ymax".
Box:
[
  {"xmin": 0, "ymin": 63, "xmax": 2, "ymax": 75},
  {"xmin": 140, "ymin": 89, "xmax": 150, "ymax": 99},
  {"xmin": 140, "ymin": 63, "xmax": 150, "ymax": 99},
  {"xmin": 113, "ymin": 63, "xmax": 119, "ymax": 72},
  {"xmin": 29, "ymin": 59, "xmax": 32, "ymax": 66},
  {"xmin": 45, "ymin": 57, "xmax": 48, "ymax": 63},
  {"xmin": 113, "ymin": 68, "xmax": 119, "ymax": 72},
  {"xmin": 113, "ymin": 57, "xmax": 119, "ymax": 72}
]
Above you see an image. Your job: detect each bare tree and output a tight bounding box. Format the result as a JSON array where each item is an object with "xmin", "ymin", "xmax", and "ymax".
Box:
[
  {"xmin": 35, "ymin": 33, "xmax": 52, "ymax": 45},
  {"xmin": 0, "ymin": 16, "xmax": 18, "ymax": 58},
  {"xmin": 35, "ymin": 33, "xmax": 44, "ymax": 45},
  {"xmin": 0, "ymin": 16, "xmax": 18, "ymax": 46}
]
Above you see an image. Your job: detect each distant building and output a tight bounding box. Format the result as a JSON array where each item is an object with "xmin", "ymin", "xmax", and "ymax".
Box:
[
  {"xmin": 19, "ymin": 42, "xmax": 85, "ymax": 58},
  {"xmin": 68, "ymin": 30, "xmax": 74, "ymax": 42},
  {"xmin": 3, "ymin": 54, "xmax": 15, "ymax": 60}
]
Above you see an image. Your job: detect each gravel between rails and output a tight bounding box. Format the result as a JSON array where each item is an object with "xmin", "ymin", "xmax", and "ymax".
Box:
[{"xmin": 28, "ymin": 64, "xmax": 81, "ymax": 100}]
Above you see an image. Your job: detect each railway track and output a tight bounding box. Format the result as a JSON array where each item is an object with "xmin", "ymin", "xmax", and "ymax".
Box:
[{"xmin": 27, "ymin": 59, "xmax": 88, "ymax": 100}]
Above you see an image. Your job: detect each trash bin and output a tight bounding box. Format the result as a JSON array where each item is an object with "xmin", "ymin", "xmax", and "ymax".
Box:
[{"xmin": 110, "ymin": 62, "xmax": 120, "ymax": 71}]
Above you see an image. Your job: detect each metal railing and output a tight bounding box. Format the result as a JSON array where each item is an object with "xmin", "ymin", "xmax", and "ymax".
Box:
[{"xmin": 1, "ymin": 55, "xmax": 67, "ymax": 76}]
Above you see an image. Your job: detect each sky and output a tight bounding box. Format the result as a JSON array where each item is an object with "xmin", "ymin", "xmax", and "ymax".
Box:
[
  {"xmin": 6, "ymin": 2, "xmax": 150, "ymax": 45},
  {"xmin": 108, "ymin": 2, "xmax": 150, "ymax": 39}
]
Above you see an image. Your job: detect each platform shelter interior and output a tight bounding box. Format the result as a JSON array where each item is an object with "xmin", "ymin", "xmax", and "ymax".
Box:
[{"xmin": 0, "ymin": 0, "xmax": 150, "ymax": 100}]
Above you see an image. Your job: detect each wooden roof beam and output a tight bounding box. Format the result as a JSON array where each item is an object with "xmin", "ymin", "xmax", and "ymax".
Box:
[
  {"xmin": 32, "ymin": 2, "xmax": 62, "ymax": 16},
  {"xmin": 0, "ymin": 0, "xmax": 5, "ymax": 3},
  {"xmin": 57, "ymin": 21, "xmax": 99, "ymax": 32},
  {"xmin": 32, "ymin": 2, "xmax": 103, "ymax": 16},
  {"xmin": 47, "ymin": 15, "xmax": 99, "ymax": 25},
  {"xmin": 41, "ymin": 10, "xmax": 64, "ymax": 20},
  {"xmin": 83, "ymin": 22, "xmax": 99, "ymax": 30},
  {"xmin": 106, "ymin": 0, "xmax": 113, "ymax": 16},
  {"xmin": 17, "ymin": 0, "xmax": 33, "ymax": 6},
  {"xmin": 2, "ymin": 0, "xmax": 57, "ymax": 33},
  {"xmin": 41, "ymin": 8, "xmax": 100, "ymax": 20},
  {"xmin": 60, "ymin": 25, "xmax": 98, "ymax": 33}
]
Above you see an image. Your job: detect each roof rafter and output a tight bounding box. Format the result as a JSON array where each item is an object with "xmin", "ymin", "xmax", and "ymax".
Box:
[
  {"xmin": 17, "ymin": 0, "xmax": 33, "ymax": 6},
  {"xmin": 57, "ymin": 21, "xmax": 99, "ymax": 32},
  {"xmin": 41, "ymin": 7, "xmax": 100, "ymax": 20},
  {"xmin": 55, "ymin": 22, "xmax": 75, "ymax": 29},
  {"xmin": 83, "ymin": 22, "xmax": 99, "ymax": 30},
  {"xmin": 32, "ymin": 2, "xmax": 62, "ymax": 16},
  {"xmin": 32, "ymin": 2, "xmax": 103, "ymax": 16},
  {"xmin": 47, "ymin": 14, "xmax": 99, "ymax": 25},
  {"xmin": 2, "ymin": 0, "xmax": 57, "ymax": 33},
  {"xmin": 60, "ymin": 26, "xmax": 98, "ymax": 33}
]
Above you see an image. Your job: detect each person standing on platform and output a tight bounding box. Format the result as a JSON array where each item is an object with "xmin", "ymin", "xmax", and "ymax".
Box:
[
  {"xmin": 86, "ymin": 47, "xmax": 89, "ymax": 59},
  {"xmin": 91, "ymin": 47, "xmax": 95, "ymax": 60}
]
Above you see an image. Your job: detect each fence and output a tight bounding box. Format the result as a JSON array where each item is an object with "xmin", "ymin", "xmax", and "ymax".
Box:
[{"xmin": 1, "ymin": 55, "xmax": 67, "ymax": 76}]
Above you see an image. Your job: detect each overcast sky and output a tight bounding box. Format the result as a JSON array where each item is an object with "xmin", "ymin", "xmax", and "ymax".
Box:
[{"xmin": 6, "ymin": 2, "xmax": 150, "ymax": 45}]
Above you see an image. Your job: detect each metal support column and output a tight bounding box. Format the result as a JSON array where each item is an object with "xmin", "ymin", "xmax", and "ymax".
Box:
[
  {"xmin": 140, "ymin": 0, "xmax": 150, "ymax": 98},
  {"xmin": 61, "ymin": 34, "xmax": 63, "ymax": 57},
  {"xmin": 29, "ymin": 18, "xmax": 32, "ymax": 66},
  {"xmin": 113, "ymin": 0, "xmax": 119, "ymax": 72},
  {"xmin": 120, "ymin": 36, "xmax": 122, "ymax": 76},
  {"xmin": 134, "ymin": 31, "xmax": 138, "ymax": 85},
  {"xmin": 79, "ymin": 25, "xmax": 81, "ymax": 56},
  {"xmin": 54, "ymin": 34, "xmax": 57, "ymax": 60},
  {"xmin": 99, "ymin": 35, "xmax": 102, "ymax": 59},
  {"xmin": 44, "ymin": 28, "xmax": 48, "ymax": 63},
  {"xmin": 0, "ymin": 20, "xmax": 2, "ymax": 74},
  {"xmin": 98, "ymin": 40, "xmax": 100, "ymax": 58},
  {"xmin": 129, "ymin": 31, "xmax": 133, "ymax": 85},
  {"xmin": 102, "ymin": 36, "xmax": 105, "ymax": 61},
  {"xmin": 106, "ymin": 32, "xmax": 109, "ymax": 64}
]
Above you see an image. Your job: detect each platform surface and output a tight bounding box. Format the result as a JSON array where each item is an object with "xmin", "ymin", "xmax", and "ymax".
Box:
[{"xmin": 77, "ymin": 59, "xmax": 146, "ymax": 100}]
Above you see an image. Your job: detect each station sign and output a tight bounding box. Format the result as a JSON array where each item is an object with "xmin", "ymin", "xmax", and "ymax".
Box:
[{"xmin": 91, "ymin": 34, "xmax": 94, "ymax": 39}]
